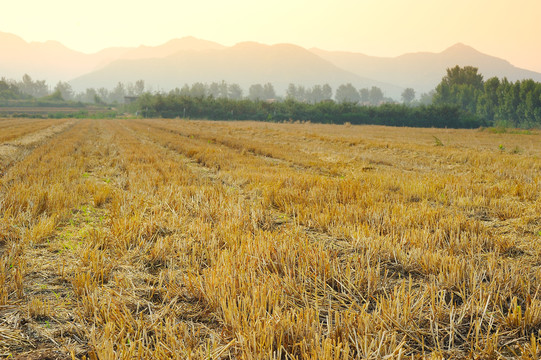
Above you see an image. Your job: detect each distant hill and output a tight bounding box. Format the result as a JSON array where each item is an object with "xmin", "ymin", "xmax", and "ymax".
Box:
[
  {"xmin": 0, "ymin": 32, "xmax": 227, "ymax": 84},
  {"xmin": 0, "ymin": 31, "xmax": 97, "ymax": 82},
  {"xmin": 119, "ymin": 37, "xmax": 225, "ymax": 60},
  {"xmin": 69, "ymin": 42, "xmax": 403, "ymax": 97},
  {"xmin": 2, "ymin": 31, "xmax": 541, "ymax": 99},
  {"xmin": 311, "ymin": 43, "xmax": 541, "ymax": 94}
]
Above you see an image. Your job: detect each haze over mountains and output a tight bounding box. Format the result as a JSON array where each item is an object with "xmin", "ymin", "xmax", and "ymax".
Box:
[
  {"xmin": 312, "ymin": 44, "xmax": 541, "ymax": 94},
  {"xmin": 70, "ymin": 42, "xmax": 401, "ymax": 97},
  {"xmin": 2, "ymin": 31, "xmax": 541, "ymax": 99}
]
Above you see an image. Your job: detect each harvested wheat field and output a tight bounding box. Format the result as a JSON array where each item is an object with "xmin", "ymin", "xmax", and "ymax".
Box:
[{"xmin": 0, "ymin": 118, "xmax": 541, "ymax": 359}]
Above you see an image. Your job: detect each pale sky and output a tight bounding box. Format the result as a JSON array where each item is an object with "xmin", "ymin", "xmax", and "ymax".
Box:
[{"xmin": 2, "ymin": 0, "xmax": 541, "ymax": 72}]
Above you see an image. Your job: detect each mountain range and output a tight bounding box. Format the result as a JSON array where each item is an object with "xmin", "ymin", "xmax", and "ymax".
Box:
[{"xmin": 2, "ymin": 31, "xmax": 541, "ymax": 99}]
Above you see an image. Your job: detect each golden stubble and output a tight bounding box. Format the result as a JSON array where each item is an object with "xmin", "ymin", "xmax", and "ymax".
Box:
[{"xmin": 0, "ymin": 117, "xmax": 540, "ymax": 359}]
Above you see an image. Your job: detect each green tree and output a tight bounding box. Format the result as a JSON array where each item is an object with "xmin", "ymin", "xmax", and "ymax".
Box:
[
  {"xmin": 369, "ymin": 86, "xmax": 384, "ymax": 105},
  {"xmin": 208, "ymin": 82, "xmax": 220, "ymax": 98},
  {"xmin": 134, "ymin": 80, "xmax": 145, "ymax": 96},
  {"xmin": 109, "ymin": 82, "xmax": 126, "ymax": 103},
  {"xmin": 433, "ymin": 65, "xmax": 484, "ymax": 113},
  {"xmin": 218, "ymin": 80, "xmax": 229, "ymax": 99},
  {"xmin": 248, "ymin": 84, "xmax": 264, "ymax": 101},
  {"xmin": 322, "ymin": 84, "xmax": 333, "ymax": 101},
  {"xmin": 476, "ymin": 77, "xmax": 499, "ymax": 121},
  {"xmin": 42, "ymin": 89, "xmax": 64, "ymax": 102},
  {"xmin": 262, "ymin": 83, "xmax": 276, "ymax": 100},
  {"xmin": 76, "ymin": 87, "xmax": 97, "ymax": 103},
  {"xmin": 54, "ymin": 81, "xmax": 73, "ymax": 100},
  {"xmin": 359, "ymin": 88, "xmax": 370, "ymax": 103},
  {"xmin": 18, "ymin": 74, "xmax": 49, "ymax": 98},
  {"xmin": 495, "ymin": 79, "xmax": 520, "ymax": 126},
  {"xmin": 0, "ymin": 77, "xmax": 24, "ymax": 100},
  {"xmin": 286, "ymin": 84, "xmax": 298, "ymax": 100},
  {"xmin": 335, "ymin": 83, "xmax": 360, "ymax": 103},
  {"xmin": 296, "ymin": 85, "xmax": 307, "ymax": 102},
  {"xmin": 308, "ymin": 85, "xmax": 324, "ymax": 103},
  {"xmin": 179, "ymin": 84, "xmax": 191, "ymax": 96},
  {"xmin": 190, "ymin": 82, "xmax": 207, "ymax": 98},
  {"xmin": 418, "ymin": 91, "xmax": 435, "ymax": 105},
  {"xmin": 97, "ymin": 88, "xmax": 109, "ymax": 103},
  {"xmin": 228, "ymin": 83, "xmax": 243, "ymax": 100},
  {"xmin": 401, "ymin": 88, "xmax": 415, "ymax": 105}
]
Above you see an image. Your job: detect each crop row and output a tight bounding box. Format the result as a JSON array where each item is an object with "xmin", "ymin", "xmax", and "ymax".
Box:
[{"xmin": 0, "ymin": 118, "xmax": 540, "ymax": 358}]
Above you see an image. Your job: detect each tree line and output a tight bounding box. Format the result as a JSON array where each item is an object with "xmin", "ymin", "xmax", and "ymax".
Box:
[
  {"xmin": 0, "ymin": 75, "xmax": 147, "ymax": 105},
  {"xmin": 433, "ymin": 65, "xmax": 541, "ymax": 128},
  {"xmin": 131, "ymin": 67, "xmax": 541, "ymax": 128},
  {"xmin": 1, "ymin": 75, "xmax": 402, "ymax": 105},
  {"xmin": 0, "ymin": 74, "xmax": 441, "ymax": 108},
  {"xmin": 3, "ymin": 67, "xmax": 541, "ymax": 128},
  {"xmin": 131, "ymin": 92, "xmax": 479, "ymax": 128}
]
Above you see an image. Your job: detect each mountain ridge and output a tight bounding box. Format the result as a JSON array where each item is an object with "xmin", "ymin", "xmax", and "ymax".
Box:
[
  {"xmin": 312, "ymin": 43, "xmax": 541, "ymax": 94},
  {"xmin": 70, "ymin": 42, "xmax": 403, "ymax": 97},
  {"xmin": 2, "ymin": 31, "xmax": 541, "ymax": 98}
]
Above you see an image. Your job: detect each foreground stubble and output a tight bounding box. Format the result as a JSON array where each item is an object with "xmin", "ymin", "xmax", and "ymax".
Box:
[{"xmin": 0, "ymin": 118, "xmax": 540, "ymax": 359}]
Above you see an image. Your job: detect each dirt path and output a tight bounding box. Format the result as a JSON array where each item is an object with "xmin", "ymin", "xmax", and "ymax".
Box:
[
  {"xmin": 0, "ymin": 120, "xmax": 76, "ymax": 158},
  {"xmin": 0, "ymin": 120, "xmax": 103, "ymax": 358},
  {"xmin": 0, "ymin": 120, "xmax": 78, "ymax": 180}
]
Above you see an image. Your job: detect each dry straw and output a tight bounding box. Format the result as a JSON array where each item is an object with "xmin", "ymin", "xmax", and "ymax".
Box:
[{"xmin": 0, "ymin": 117, "xmax": 539, "ymax": 358}]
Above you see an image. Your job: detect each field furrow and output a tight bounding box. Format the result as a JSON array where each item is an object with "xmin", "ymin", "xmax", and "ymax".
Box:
[
  {"xmin": 0, "ymin": 119, "xmax": 101, "ymax": 357},
  {"xmin": 1, "ymin": 118, "xmax": 540, "ymax": 359},
  {"xmin": 132, "ymin": 119, "xmax": 541, "ymax": 186},
  {"xmin": 0, "ymin": 119, "xmax": 70, "ymax": 143},
  {"xmin": 121, "ymin": 119, "xmax": 541, "ymax": 358},
  {"xmin": 0, "ymin": 119, "xmax": 76, "ymax": 175}
]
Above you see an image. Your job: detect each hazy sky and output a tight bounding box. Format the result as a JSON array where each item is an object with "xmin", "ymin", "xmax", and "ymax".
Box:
[{"xmin": 3, "ymin": 0, "xmax": 541, "ymax": 72}]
